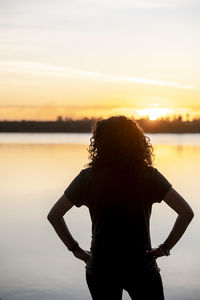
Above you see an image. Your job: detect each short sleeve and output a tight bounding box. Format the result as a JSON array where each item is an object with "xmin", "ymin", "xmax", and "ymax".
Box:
[
  {"xmin": 64, "ymin": 169, "xmax": 88, "ymax": 207},
  {"xmin": 153, "ymin": 168, "xmax": 172, "ymax": 203}
]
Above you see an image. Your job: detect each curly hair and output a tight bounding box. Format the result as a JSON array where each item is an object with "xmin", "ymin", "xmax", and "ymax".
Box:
[{"xmin": 87, "ymin": 115, "xmax": 154, "ymax": 175}]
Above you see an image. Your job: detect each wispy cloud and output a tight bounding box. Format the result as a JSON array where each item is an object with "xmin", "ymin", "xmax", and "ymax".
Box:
[
  {"xmin": 0, "ymin": 60, "xmax": 195, "ymax": 90},
  {"xmin": 80, "ymin": 0, "xmax": 200, "ymax": 9}
]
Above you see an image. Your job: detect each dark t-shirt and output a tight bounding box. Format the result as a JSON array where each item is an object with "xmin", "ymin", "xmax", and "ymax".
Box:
[{"xmin": 64, "ymin": 166, "xmax": 172, "ymax": 276}]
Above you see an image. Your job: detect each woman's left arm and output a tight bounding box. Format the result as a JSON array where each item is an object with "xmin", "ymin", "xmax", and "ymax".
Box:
[{"xmin": 47, "ymin": 194, "xmax": 91, "ymax": 263}]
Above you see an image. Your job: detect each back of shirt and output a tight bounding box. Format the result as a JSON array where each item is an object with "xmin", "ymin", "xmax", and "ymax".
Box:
[{"xmin": 64, "ymin": 165, "xmax": 172, "ymax": 274}]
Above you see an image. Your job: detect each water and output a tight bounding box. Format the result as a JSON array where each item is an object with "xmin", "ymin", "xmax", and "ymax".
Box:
[{"xmin": 0, "ymin": 133, "xmax": 199, "ymax": 300}]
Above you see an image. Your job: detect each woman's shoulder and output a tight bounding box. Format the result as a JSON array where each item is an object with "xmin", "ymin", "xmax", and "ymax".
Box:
[
  {"xmin": 144, "ymin": 166, "xmax": 167, "ymax": 180},
  {"xmin": 144, "ymin": 165, "xmax": 162, "ymax": 175},
  {"xmin": 141, "ymin": 165, "xmax": 156, "ymax": 177},
  {"xmin": 80, "ymin": 166, "xmax": 92, "ymax": 174},
  {"xmin": 80, "ymin": 165, "xmax": 160, "ymax": 180},
  {"xmin": 139, "ymin": 166, "xmax": 161, "ymax": 184},
  {"xmin": 79, "ymin": 166, "xmax": 94, "ymax": 180}
]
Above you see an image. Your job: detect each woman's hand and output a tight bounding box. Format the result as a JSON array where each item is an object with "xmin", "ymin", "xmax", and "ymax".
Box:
[
  {"xmin": 146, "ymin": 247, "xmax": 165, "ymax": 259},
  {"xmin": 73, "ymin": 248, "xmax": 91, "ymax": 264}
]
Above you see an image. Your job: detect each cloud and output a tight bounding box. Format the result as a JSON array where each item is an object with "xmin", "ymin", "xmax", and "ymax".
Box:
[
  {"xmin": 0, "ymin": 60, "xmax": 195, "ymax": 90},
  {"xmin": 79, "ymin": 0, "xmax": 200, "ymax": 9}
]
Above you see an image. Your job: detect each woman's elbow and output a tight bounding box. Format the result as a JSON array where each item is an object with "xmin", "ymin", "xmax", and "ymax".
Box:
[
  {"xmin": 188, "ymin": 208, "xmax": 194, "ymax": 220},
  {"xmin": 184, "ymin": 207, "xmax": 194, "ymax": 222},
  {"xmin": 47, "ymin": 212, "xmax": 53, "ymax": 223},
  {"xmin": 47, "ymin": 211, "xmax": 58, "ymax": 224}
]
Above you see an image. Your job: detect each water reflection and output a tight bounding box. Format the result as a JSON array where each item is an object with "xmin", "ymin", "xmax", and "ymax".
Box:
[{"xmin": 0, "ymin": 134, "xmax": 199, "ymax": 299}]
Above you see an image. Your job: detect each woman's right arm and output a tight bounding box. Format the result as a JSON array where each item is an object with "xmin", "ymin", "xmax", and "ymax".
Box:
[
  {"xmin": 147, "ymin": 187, "xmax": 194, "ymax": 258},
  {"xmin": 161, "ymin": 187, "xmax": 194, "ymax": 250}
]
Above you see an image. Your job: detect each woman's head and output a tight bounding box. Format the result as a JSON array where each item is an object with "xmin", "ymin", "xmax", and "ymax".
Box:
[{"xmin": 87, "ymin": 115, "xmax": 154, "ymax": 174}]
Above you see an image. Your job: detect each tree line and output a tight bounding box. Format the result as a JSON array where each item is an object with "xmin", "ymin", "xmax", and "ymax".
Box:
[{"xmin": 0, "ymin": 116, "xmax": 200, "ymax": 133}]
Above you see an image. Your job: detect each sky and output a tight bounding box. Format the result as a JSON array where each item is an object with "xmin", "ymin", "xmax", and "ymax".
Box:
[{"xmin": 0, "ymin": 0, "xmax": 200, "ymax": 120}]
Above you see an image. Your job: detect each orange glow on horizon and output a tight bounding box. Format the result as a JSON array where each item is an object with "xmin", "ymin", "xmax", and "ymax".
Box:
[{"xmin": 0, "ymin": 105, "xmax": 198, "ymax": 121}]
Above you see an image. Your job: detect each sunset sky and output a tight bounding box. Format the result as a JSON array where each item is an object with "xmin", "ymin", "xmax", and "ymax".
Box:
[{"xmin": 0, "ymin": 0, "xmax": 200, "ymax": 120}]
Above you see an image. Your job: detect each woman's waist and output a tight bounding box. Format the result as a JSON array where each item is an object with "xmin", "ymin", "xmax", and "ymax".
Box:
[
  {"xmin": 85, "ymin": 252, "xmax": 159, "ymax": 275},
  {"xmin": 90, "ymin": 238, "xmax": 151, "ymax": 256}
]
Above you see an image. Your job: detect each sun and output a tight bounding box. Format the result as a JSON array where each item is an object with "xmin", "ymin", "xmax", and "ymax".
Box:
[{"xmin": 136, "ymin": 107, "xmax": 171, "ymax": 121}]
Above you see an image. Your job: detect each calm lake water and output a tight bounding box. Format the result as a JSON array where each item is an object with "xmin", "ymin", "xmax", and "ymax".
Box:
[{"xmin": 0, "ymin": 133, "xmax": 199, "ymax": 300}]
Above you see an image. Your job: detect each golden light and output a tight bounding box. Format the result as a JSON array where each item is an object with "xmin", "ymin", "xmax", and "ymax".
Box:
[{"xmin": 136, "ymin": 107, "xmax": 172, "ymax": 121}]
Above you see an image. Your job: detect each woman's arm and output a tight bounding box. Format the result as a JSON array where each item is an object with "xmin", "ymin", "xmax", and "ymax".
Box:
[
  {"xmin": 47, "ymin": 194, "xmax": 91, "ymax": 263},
  {"xmin": 147, "ymin": 187, "xmax": 194, "ymax": 258}
]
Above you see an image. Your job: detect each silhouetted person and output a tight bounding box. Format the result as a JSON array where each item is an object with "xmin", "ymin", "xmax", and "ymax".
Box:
[{"xmin": 48, "ymin": 115, "xmax": 194, "ymax": 300}]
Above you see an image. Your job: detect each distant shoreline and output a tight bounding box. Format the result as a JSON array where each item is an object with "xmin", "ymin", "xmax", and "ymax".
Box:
[{"xmin": 0, "ymin": 118, "xmax": 200, "ymax": 133}]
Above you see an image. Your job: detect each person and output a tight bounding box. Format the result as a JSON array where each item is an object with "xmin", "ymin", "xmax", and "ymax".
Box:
[{"xmin": 47, "ymin": 115, "xmax": 194, "ymax": 300}]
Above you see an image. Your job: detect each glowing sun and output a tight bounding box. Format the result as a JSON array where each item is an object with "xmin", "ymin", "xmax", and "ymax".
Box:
[{"xmin": 136, "ymin": 107, "xmax": 171, "ymax": 120}]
